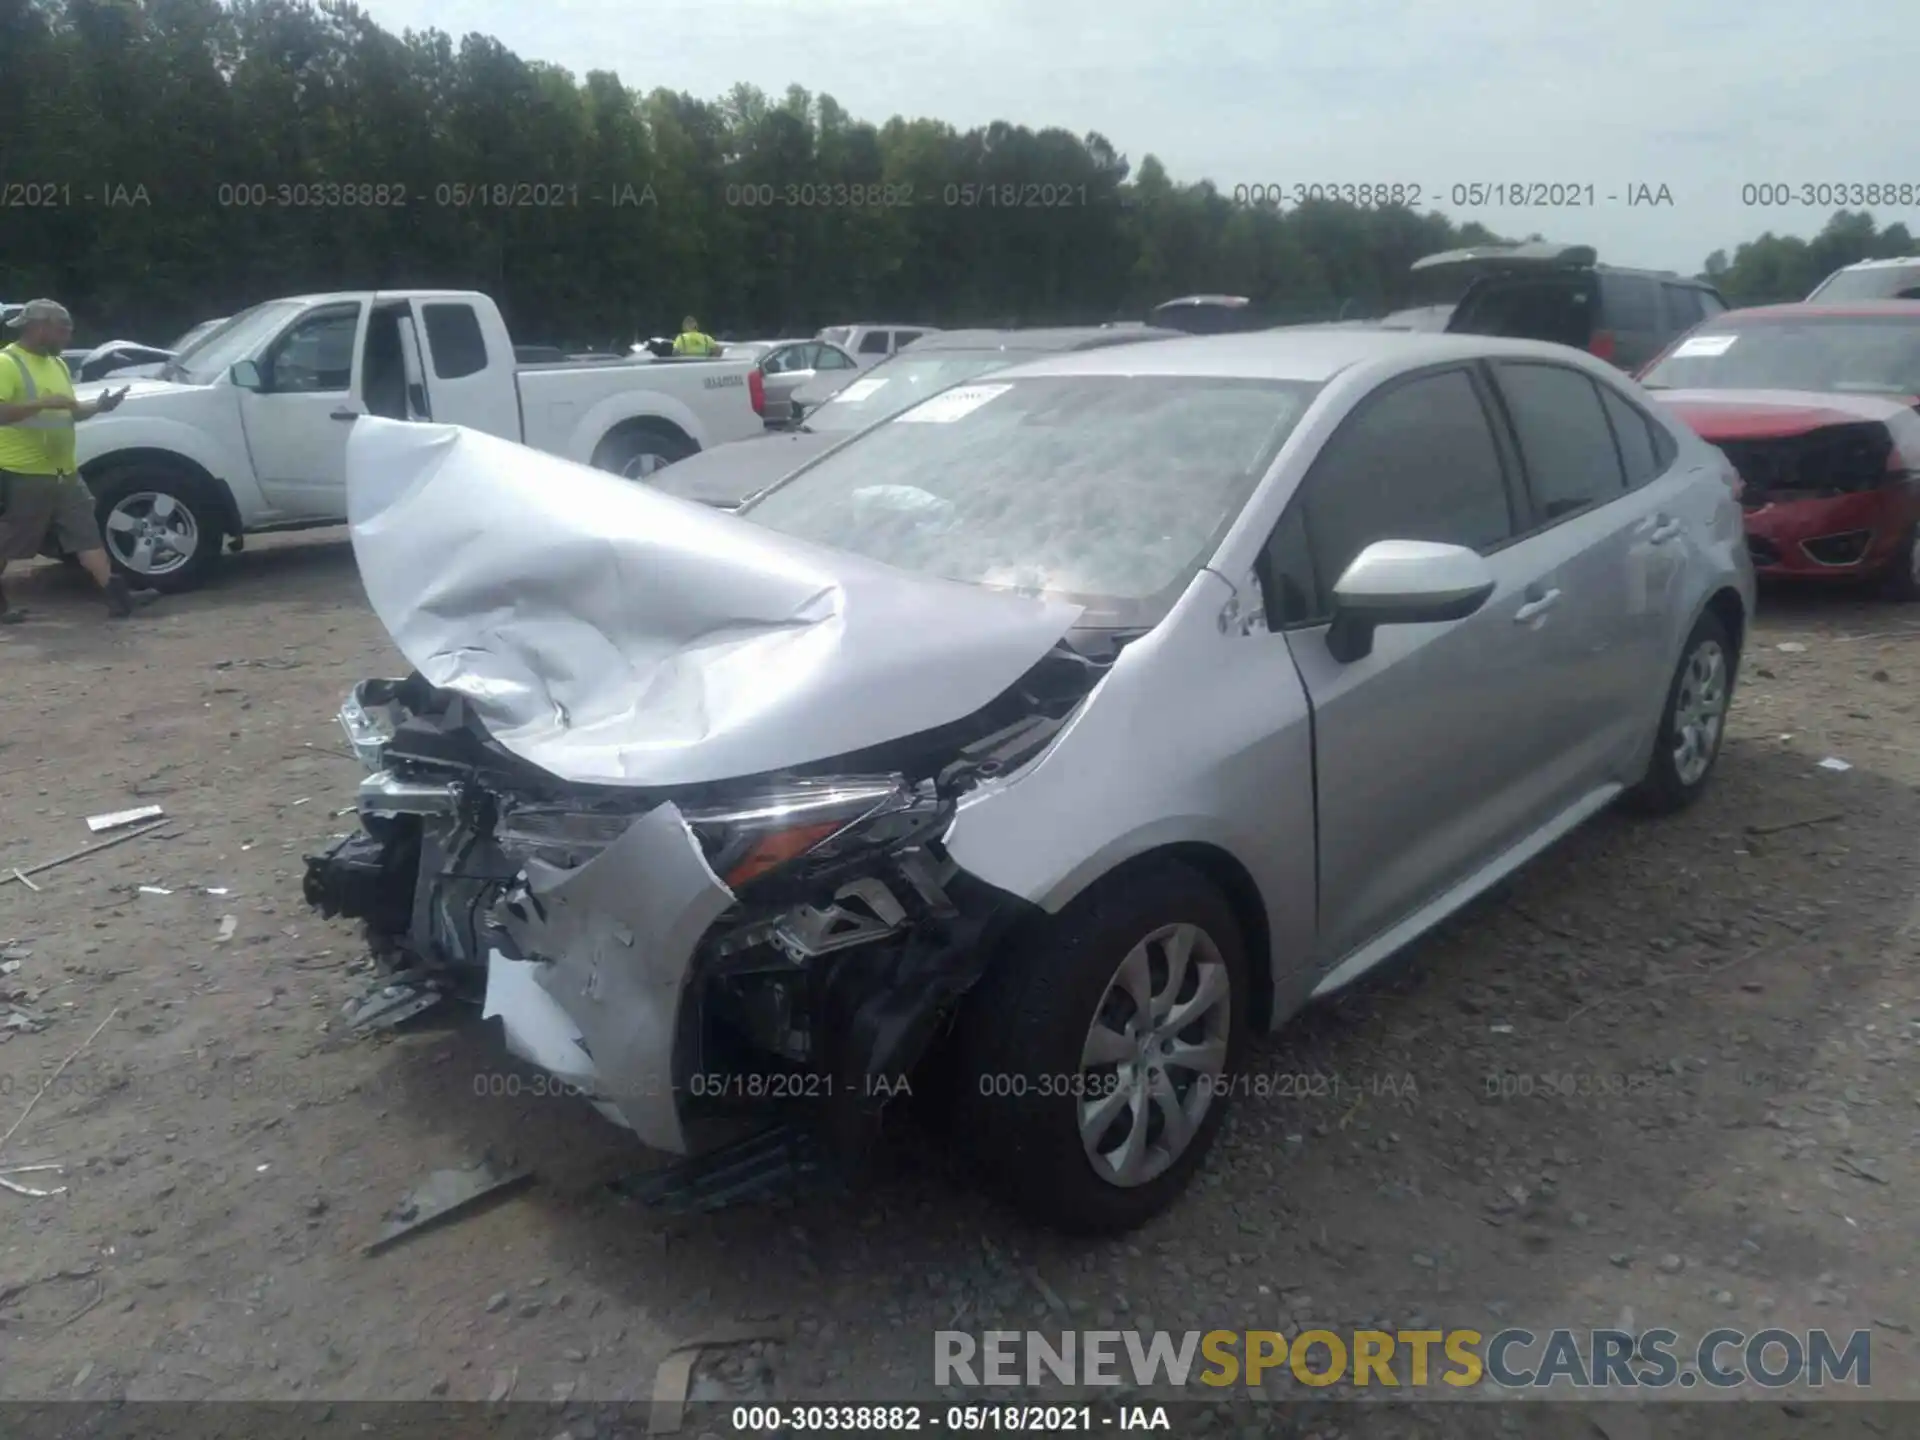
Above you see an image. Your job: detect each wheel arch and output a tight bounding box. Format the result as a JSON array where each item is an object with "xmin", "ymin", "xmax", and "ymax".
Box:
[
  {"xmin": 82, "ymin": 449, "xmax": 241, "ymax": 537},
  {"xmin": 1042, "ymin": 841, "xmax": 1277, "ymax": 1036},
  {"xmin": 588, "ymin": 415, "xmax": 699, "ymax": 472},
  {"xmin": 1701, "ymin": 584, "xmax": 1746, "ymax": 668}
]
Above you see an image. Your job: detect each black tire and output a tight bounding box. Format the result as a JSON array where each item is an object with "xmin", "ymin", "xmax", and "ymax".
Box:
[
  {"xmin": 1624, "ymin": 609, "xmax": 1736, "ymax": 815},
  {"xmin": 954, "ymin": 860, "xmax": 1249, "ymax": 1234},
  {"xmin": 88, "ymin": 463, "xmax": 226, "ymax": 593},
  {"xmin": 590, "ymin": 422, "xmax": 697, "ymax": 481},
  {"xmin": 1878, "ymin": 523, "xmax": 1920, "ymax": 602}
]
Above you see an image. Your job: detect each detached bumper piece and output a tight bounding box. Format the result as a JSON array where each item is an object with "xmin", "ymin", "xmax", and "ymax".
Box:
[{"xmin": 304, "ymin": 831, "xmax": 415, "ymax": 936}]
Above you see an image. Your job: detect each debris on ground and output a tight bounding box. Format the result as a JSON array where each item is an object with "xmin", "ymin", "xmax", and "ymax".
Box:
[
  {"xmin": 0, "ymin": 820, "xmax": 170, "ymax": 889},
  {"xmin": 341, "ymin": 970, "xmax": 447, "ymax": 1032},
  {"xmin": 611, "ymin": 1127, "xmax": 829, "ymax": 1215},
  {"xmin": 0, "ymin": 1162, "xmax": 67, "ymax": 1198},
  {"xmin": 0, "ymin": 1009, "xmax": 119, "ymax": 1164},
  {"xmin": 216, "ymin": 916, "xmax": 237, "ymax": 943},
  {"xmin": 1818, "ymin": 756, "xmax": 1853, "ymax": 772},
  {"xmin": 648, "ymin": 1322, "xmax": 790, "ymax": 1435},
  {"xmin": 84, "ymin": 804, "xmax": 165, "ymax": 834},
  {"xmin": 362, "ymin": 1160, "xmax": 536, "ymax": 1256},
  {"xmin": 137, "ymin": 886, "xmax": 172, "ymax": 896}
]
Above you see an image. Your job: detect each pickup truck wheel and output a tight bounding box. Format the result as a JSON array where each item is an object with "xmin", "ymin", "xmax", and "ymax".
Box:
[
  {"xmin": 954, "ymin": 861, "xmax": 1248, "ymax": 1234},
  {"xmin": 91, "ymin": 466, "xmax": 225, "ymax": 592},
  {"xmin": 591, "ymin": 423, "xmax": 696, "ymax": 481}
]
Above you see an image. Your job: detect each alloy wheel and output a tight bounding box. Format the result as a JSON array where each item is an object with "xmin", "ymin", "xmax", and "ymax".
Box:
[
  {"xmin": 103, "ymin": 492, "xmax": 199, "ymax": 578},
  {"xmin": 1671, "ymin": 638, "xmax": 1728, "ymax": 787},
  {"xmin": 1077, "ymin": 922, "xmax": 1231, "ymax": 1188}
]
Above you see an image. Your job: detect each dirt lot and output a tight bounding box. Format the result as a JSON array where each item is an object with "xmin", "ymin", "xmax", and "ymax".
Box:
[{"xmin": 0, "ymin": 533, "xmax": 1915, "ymax": 1428}]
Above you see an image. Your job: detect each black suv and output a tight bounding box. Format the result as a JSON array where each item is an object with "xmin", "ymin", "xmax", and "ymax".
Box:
[{"xmin": 1416, "ymin": 242, "xmax": 1728, "ymax": 372}]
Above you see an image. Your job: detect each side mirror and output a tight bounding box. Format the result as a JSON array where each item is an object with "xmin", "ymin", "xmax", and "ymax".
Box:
[
  {"xmin": 1325, "ymin": 539, "xmax": 1496, "ymax": 663},
  {"xmin": 229, "ymin": 360, "xmax": 264, "ymax": 391}
]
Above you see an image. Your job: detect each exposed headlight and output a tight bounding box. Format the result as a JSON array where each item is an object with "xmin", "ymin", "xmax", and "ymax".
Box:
[
  {"xmin": 492, "ymin": 776, "xmax": 948, "ymax": 889},
  {"xmin": 338, "ymin": 681, "xmax": 399, "ymax": 771},
  {"xmin": 685, "ymin": 777, "xmax": 945, "ymax": 890}
]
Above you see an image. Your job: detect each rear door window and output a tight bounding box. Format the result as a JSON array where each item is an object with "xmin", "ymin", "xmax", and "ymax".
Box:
[
  {"xmin": 1453, "ymin": 279, "xmax": 1594, "ymax": 349},
  {"xmin": 1660, "ymin": 284, "xmax": 1707, "ymax": 331},
  {"xmin": 1490, "ymin": 361, "xmax": 1628, "ymax": 522},
  {"xmin": 421, "ymin": 302, "xmax": 489, "ymax": 380},
  {"xmin": 1603, "ymin": 274, "xmax": 1660, "ymax": 333},
  {"xmin": 857, "ymin": 330, "xmax": 891, "ymax": 356},
  {"xmin": 893, "ymin": 330, "xmax": 926, "ymax": 350},
  {"xmin": 1596, "ymin": 385, "xmax": 1663, "ymax": 488}
]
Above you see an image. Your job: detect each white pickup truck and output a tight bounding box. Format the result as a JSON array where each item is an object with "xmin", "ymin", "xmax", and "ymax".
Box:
[{"xmin": 62, "ymin": 289, "xmax": 767, "ymax": 589}]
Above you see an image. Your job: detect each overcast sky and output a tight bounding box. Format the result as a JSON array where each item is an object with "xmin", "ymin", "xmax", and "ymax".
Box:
[{"xmin": 365, "ymin": 0, "xmax": 1913, "ymax": 273}]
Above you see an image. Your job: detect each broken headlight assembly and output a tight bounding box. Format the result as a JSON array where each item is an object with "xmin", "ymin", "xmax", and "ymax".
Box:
[
  {"xmin": 338, "ymin": 679, "xmax": 406, "ymax": 772},
  {"xmin": 492, "ymin": 775, "xmax": 952, "ymax": 891}
]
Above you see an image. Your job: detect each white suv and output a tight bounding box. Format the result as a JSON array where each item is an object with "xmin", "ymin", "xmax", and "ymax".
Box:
[{"xmin": 1807, "ymin": 256, "xmax": 1920, "ymax": 301}]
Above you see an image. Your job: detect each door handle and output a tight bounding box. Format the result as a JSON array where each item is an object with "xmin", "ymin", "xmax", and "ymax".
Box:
[
  {"xmin": 1647, "ymin": 516, "xmax": 1682, "ymax": 544},
  {"xmin": 330, "ymin": 407, "xmax": 361, "ymax": 422},
  {"xmin": 1513, "ymin": 588, "xmax": 1562, "ymax": 623}
]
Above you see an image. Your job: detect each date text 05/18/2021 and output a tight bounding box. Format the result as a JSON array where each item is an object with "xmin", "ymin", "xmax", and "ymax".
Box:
[{"xmin": 726, "ymin": 1404, "xmax": 1172, "ymax": 1431}]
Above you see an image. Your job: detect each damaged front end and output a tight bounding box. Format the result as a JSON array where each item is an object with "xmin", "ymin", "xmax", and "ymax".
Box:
[{"xmin": 304, "ymin": 645, "xmax": 1106, "ymax": 1161}]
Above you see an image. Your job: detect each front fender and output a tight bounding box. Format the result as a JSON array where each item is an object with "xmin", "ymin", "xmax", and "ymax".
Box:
[
  {"xmin": 77, "ymin": 415, "xmax": 259, "ymax": 520},
  {"xmin": 564, "ymin": 389, "xmax": 712, "ymax": 463}
]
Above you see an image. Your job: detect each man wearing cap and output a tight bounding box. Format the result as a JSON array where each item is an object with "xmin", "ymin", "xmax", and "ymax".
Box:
[
  {"xmin": 671, "ymin": 315, "xmax": 719, "ymax": 357},
  {"xmin": 0, "ymin": 298, "xmax": 142, "ymax": 621}
]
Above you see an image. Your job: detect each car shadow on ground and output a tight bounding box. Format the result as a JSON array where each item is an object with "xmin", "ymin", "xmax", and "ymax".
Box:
[
  {"xmin": 6, "ymin": 528, "xmax": 357, "ymax": 614},
  {"xmin": 351, "ymin": 719, "xmax": 1915, "ymax": 1400}
]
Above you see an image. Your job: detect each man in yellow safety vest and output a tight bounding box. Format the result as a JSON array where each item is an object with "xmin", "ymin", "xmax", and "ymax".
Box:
[
  {"xmin": 0, "ymin": 299, "xmax": 147, "ymax": 621},
  {"xmin": 671, "ymin": 315, "xmax": 719, "ymax": 357}
]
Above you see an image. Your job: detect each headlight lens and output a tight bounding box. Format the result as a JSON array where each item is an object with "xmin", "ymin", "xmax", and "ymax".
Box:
[
  {"xmin": 492, "ymin": 776, "xmax": 946, "ymax": 889},
  {"xmin": 685, "ymin": 777, "xmax": 929, "ymax": 889}
]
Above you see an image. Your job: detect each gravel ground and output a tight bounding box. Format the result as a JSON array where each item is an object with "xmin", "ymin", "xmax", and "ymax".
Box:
[{"xmin": 0, "ymin": 533, "xmax": 1914, "ymax": 1430}]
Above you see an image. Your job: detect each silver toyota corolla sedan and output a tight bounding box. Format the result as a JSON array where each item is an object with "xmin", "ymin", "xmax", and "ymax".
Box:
[{"xmin": 307, "ymin": 329, "xmax": 1753, "ymax": 1233}]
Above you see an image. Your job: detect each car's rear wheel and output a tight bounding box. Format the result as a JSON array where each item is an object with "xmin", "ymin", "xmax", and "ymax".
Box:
[
  {"xmin": 590, "ymin": 422, "xmax": 697, "ymax": 481},
  {"xmin": 1878, "ymin": 523, "xmax": 1920, "ymax": 602},
  {"xmin": 955, "ymin": 861, "xmax": 1248, "ymax": 1234},
  {"xmin": 1624, "ymin": 610, "xmax": 1735, "ymax": 814}
]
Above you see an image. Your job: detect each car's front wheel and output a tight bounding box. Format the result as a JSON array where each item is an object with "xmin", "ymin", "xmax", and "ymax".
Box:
[
  {"xmin": 956, "ymin": 861, "xmax": 1248, "ymax": 1234},
  {"xmin": 90, "ymin": 464, "xmax": 226, "ymax": 592},
  {"xmin": 1878, "ymin": 522, "xmax": 1920, "ymax": 602},
  {"xmin": 1625, "ymin": 609, "xmax": 1735, "ymax": 814}
]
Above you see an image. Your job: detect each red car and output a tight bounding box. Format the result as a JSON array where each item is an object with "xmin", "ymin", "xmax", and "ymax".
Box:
[{"xmin": 1639, "ymin": 301, "xmax": 1920, "ymax": 599}]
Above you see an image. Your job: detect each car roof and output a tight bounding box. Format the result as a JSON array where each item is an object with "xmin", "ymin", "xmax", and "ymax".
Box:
[
  {"xmin": 1828, "ymin": 256, "xmax": 1920, "ymax": 271},
  {"xmin": 908, "ymin": 326, "xmax": 1184, "ymax": 353},
  {"xmin": 821, "ymin": 322, "xmax": 939, "ymax": 331},
  {"xmin": 1702, "ymin": 300, "xmax": 1920, "ymax": 321},
  {"xmin": 972, "ymin": 328, "xmax": 1612, "ymax": 383},
  {"xmin": 1153, "ymin": 294, "xmax": 1250, "ymax": 308}
]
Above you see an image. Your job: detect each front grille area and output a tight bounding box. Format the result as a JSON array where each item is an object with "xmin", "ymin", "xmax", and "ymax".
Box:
[
  {"xmin": 1801, "ymin": 529, "xmax": 1875, "ymax": 566},
  {"xmin": 1720, "ymin": 422, "xmax": 1893, "ymax": 506}
]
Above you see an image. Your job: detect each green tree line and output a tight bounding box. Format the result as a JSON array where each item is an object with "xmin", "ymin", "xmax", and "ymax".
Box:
[{"xmin": 2, "ymin": 0, "xmax": 1912, "ymax": 347}]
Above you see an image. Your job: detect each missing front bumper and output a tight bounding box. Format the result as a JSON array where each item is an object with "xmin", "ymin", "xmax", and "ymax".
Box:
[{"xmin": 303, "ymin": 790, "xmax": 1038, "ymax": 1163}]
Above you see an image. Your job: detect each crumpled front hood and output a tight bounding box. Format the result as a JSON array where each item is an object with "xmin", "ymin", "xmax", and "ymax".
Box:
[
  {"xmin": 644, "ymin": 429, "xmax": 837, "ymax": 509},
  {"xmin": 1655, "ymin": 388, "xmax": 1919, "ymax": 441},
  {"xmin": 345, "ymin": 419, "xmax": 1083, "ymax": 788}
]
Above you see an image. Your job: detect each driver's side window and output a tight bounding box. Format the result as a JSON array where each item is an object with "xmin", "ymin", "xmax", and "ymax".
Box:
[
  {"xmin": 262, "ymin": 306, "xmax": 359, "ymax": 393},
  {"xmin": 1261, "ymin": 367, "xmax": 1517, "ymax": 627}
]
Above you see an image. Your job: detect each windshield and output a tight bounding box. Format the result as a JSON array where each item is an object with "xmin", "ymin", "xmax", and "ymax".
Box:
[
  {"xmin": 169, "ymin": 318, "xmax": 226, "ymax": 354},
  {"xmin": 745, "ymin": 374, "xmax": 1322, "ymax": 626},
  {"xmin": 804, "ymin": 349, "xmax": 1036, "ymax": 432},
  {"xmin": 1806, "ymin": 266, "xmax": 1920, "ymax": 303},
  {"xmin": 1641, "ymin": 315, "xmax": 1920, "ymax": 396},
  {"xmin": 164, "ymin": 301, "xmax": 305, "ymax": 384}
]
